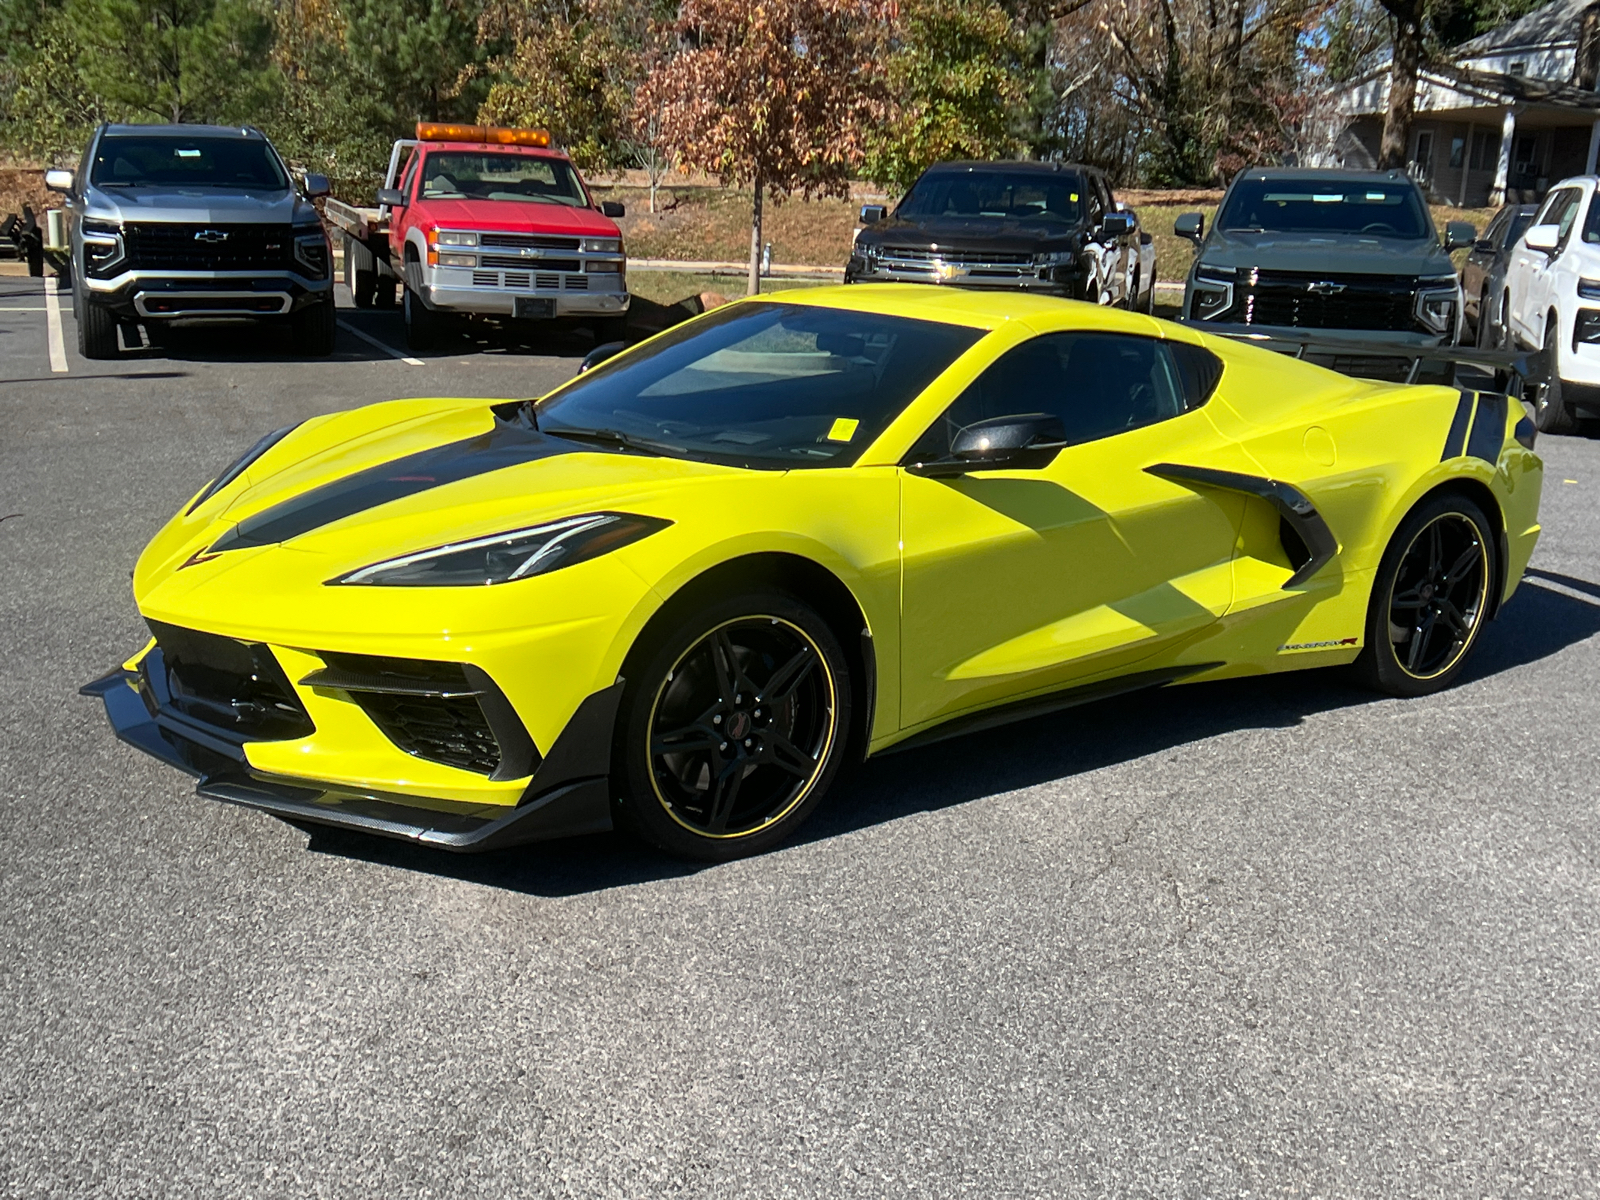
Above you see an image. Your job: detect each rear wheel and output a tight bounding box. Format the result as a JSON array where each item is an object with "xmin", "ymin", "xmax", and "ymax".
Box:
[
  {"xmin": 615, "ymin": 589, "xmax": 852, "ymax": 861},
  {"xmin": 1352, "ymin": 491, "xmax": 1495, "ymax": 698},
  {"xmin": 77, "ymin": 296, "xmax": 119, "ymax": 359},
  {"xmin": 1537, "ymin": 318, "xmax": 1580, "ymax": 435},
  {"xmin": 291, "ymin": 298, "xmax": 336, "ymax": 356}
]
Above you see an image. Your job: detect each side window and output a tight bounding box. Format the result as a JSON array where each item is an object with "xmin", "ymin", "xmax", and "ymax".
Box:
[
  {"xmin": 906, "ymin": 333, "xmax": 1211, "ymax": 461},
  {"xmin": 1084, "ymin": 180, "xmax": 1105, "ymax": 227},
  {"xmin": 1481, "ymin": 210, "xmax": 1508, "ymax": 248},
  {"xmin": 1555, "ymin": 189, "xmax": 1584, "ymax": 246},
  {"xmin": 400, "ymin": 152, "xmax": 420, "ymax": 200}
]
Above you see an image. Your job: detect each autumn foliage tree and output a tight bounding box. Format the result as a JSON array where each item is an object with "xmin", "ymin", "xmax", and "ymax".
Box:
[{"xmin": 637, "ymin": 0, "xmax": 888, "ymax": 294}]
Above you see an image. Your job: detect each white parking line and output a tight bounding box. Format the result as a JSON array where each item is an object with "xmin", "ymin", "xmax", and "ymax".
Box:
[
  {"xmin": 337, "ymin": 318, "xmax": 423, "ymax": 366},
  {"xmin": 43, "ymin": 280, "xmax": 67, "ymax": 373}
]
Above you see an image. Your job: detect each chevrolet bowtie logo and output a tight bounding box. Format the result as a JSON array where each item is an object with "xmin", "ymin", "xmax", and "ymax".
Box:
[
  {"xmin": 194, "ymin": 229, "xmax": 230, "ymax": 244},
  {"xmin": 1305, "ymin": 280, "xmax": 1345, "ymax": 295}
]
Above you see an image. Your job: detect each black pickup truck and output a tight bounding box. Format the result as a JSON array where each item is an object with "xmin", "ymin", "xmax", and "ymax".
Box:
[{"xmin": 844, "ymin": 161, "xmax": 1156, "ymax": 311}]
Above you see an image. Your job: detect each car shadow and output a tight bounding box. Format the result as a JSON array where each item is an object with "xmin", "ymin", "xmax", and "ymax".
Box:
[{"xmin": 299, "ymin": 576, "xmax": 1600, "ymax": 897}]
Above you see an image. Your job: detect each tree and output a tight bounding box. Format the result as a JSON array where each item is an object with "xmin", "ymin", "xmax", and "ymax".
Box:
[
  {"xmin": 64, "ymin": 0, "xmax": 278, "ymax": 126},
  {"xmin": 861, "ymin": 0, "xmax": 1026, "ymax": 190},
  {"xmin": 638, "ymin": 0, "xmax": 888, "ymax": 294}
]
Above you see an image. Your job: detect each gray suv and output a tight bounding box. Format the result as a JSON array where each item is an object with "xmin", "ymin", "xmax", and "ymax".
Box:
[{"xmin": 45, "ymin": 124, "xmax": 335, "ymax": 360}]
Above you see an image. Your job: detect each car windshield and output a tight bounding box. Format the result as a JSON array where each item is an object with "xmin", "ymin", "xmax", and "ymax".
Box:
[
  {"xmin": 91, "ymin": 136, "xmax": 288, "ymax": 189},
  {"xmin": 1217, "ymin": 180, "xmax": 1431, "ymax": 239},
  {"xmin": 419, "ymin": 152, "xmax": 588, "ymax": 206},
  {"xmin": 897, "ymin": 171, "xmax": 1084, "ymax": 224},
  {"xmin": 538, "ymin": 302, "xmax": 984, "ymax": 470}
]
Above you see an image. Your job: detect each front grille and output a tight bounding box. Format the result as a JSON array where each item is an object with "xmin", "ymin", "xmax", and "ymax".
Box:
[
  {"xmin": 472, "ymin": 270, "xmax": 498, "ymax": 288},
  {"xmin": 144, "ymin": 620, "xmax": 314, "ymax": 741},
  {"xmin": 564, "ymin": 274, "xmax": 587, "ymax": 291},
  {"xmin": 504, "ymin": 271, "xmax": 530, "ymax": 289},
  {"xmin": 880, "ymin": 246, "xmax": 1034, "ymax": 267},
  {"xmin": 1234, "ymin": 270, "xmax": 1417, "ymax": 331},
  {"xmin": 535, "ymin": 273, "xmax": 560, "ymax": 290},
  {"xmin": 317, "ymin": 652, "xmax": 503, "ymax": 775},
  {"xmin": 480, "ymin": 255, "xmax": 579, "ymax": 271},
  {"xmin": 123, "ymin": 223, "xmax": 296, "ymax": 272},
  {"xmin": 480, "ymin": 233, "xmax": 580, "ymax": 251}
]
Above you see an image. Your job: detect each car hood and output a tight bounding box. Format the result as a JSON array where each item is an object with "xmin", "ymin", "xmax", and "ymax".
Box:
[
  {"xmin": 135, "ymin": 396, "xmax": 742, "ymax": 601},
  {"xmin": 413, "ymin": 198, "xmax": 621, "ymax": 236},
  {"xmin": 1196, "ymin": 229, "xmax": 1455, "ymax": 277},
  {"xmin": 857, "ymin": 216, "xmax": 1080, "ymax": 254},
  {"xmin": 86, "ymin": 186, "xmax": 316, "ymax": 225}
]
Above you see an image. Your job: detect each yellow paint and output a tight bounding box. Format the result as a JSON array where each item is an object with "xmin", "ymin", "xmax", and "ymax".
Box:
[{"xmin": 118, "ymin": 284, "xmax": 1545, "ymax": 802}]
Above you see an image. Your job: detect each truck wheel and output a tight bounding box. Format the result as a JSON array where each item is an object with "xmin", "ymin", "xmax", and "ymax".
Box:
[
  {"xmin": 291, "ymin": 298, "xmax": 336, "ymax": 357},
  {"xmin": 1537, "ymin": 320, "xmax": 1579, "ymax": 435},
  {"xmin": 403, "ymin": 287, "xmax": 440, "ymax": 351},
  {"xmin": 77, "ymin": 298, "xmax": 120, "ymax": 359},
  {"xmin": 374, "ymin": 278, "xmax": 397, "ymax": 309}
]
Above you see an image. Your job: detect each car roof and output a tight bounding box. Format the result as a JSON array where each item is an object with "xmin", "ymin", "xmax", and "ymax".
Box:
[
  {"xmin": 1230, "ymin": 167, "xmax": 1414, "ymax": 185},
  {"xmin": 920, "ymin": 160, "xmax": 1098, "ymax": 178},
  {"xmin": 101, "ymin": 123, "xmax": 268, "ymax": 140}
]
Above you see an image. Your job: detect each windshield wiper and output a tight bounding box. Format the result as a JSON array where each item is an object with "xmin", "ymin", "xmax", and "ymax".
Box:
[{"xmin": 543, "ymin": 426, "xmax": 683, "ymax": 456}]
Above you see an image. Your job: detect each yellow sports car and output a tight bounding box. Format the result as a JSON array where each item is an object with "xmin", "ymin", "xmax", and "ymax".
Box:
[{"xmin": 85, "ymin": 285, "xmax": 1544, "ymax": 860}]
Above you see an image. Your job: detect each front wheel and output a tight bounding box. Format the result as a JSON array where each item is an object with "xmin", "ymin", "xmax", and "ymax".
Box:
[
  {"xmin": 77, "ymin": 296, "xmax": 120, "ymax": 359},
  {"xmin": 1536, "ymin": 320, "xmax": 1580, "ymax": 434},
  {"xmin": 291, "ymin": 298, "xmax": 336, "ymax": 356},
  {"xmin": 1351, "ymin": 491, "xmax": 1496, "ymax": 698},
  {"xmin": 615, "ymin": 590, "xmax": 852, "ymax": 861},
  {"xmin": 402, "ymin": 286, "xmax": 442, "ymax": 351}
]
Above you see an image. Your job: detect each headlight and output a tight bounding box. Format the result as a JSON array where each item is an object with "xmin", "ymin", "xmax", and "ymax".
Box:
[
  {"xmin": 436, "ymin": 251, "xmax": 475, "ymax": 268},
  {"xmin": 583, "ymin": 238, "xmax": 621, "ymax": 253},
  {"xmin": 187, "ymin": 423, "xmax": 301, "ymax": 514},
  {"xmin": 1033, "ymin": 250, "xmax": 1075, "ymax": 265},
  {"xmin": 437, "ymin": 230, "xmax": 478, "ymax": 247},
  {"xmin": 80, "ymin": 217, "xmax": 125, "ymax": 277},
  {"xmin": 1191, "ymin": 267, "xmax": 1235, "ymax": 320},
  {"xmin": 332, "ymin": 512, "xmax": 671, "ymax": 587},
  {"xmin": 1575, "ymin": 309, "xmax": 1600, "ymax": 344},
  {"xmin": 294, "ymin": 232, "xmax": 329, "ymax": 277},
  {"xmin": 1578, "ymin": 278, "xmax": 1600, "ymax": 301},
  {"xmin": 1414, "ymin": 286, "xmax": 1458, "ymax": 335}
]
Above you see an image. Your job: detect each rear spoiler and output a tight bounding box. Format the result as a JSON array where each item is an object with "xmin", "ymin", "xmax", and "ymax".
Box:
[{"xmin": 1187, "ymin": 327, "xmax": 1547, "ymax": 391}]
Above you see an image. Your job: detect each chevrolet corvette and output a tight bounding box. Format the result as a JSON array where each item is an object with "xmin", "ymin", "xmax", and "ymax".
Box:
[{"xmin": 85, "ymin": 285, "xmax": 1544, "ymax": 860}]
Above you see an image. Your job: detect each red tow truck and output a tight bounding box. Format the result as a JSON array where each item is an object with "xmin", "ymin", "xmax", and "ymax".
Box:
[{"xmin": 324, "ymin": 123, "xmax": 629, "ymax": 350}]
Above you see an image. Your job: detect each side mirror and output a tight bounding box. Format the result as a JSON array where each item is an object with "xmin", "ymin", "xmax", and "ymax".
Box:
[
  {"xmin": 909, "ymin": 413, "xmax": 1068, "ymax": 477},
  {"xmin": 1472, "ymin": 238, "xmax": 1496, "ymax": 253},
  {"xmin": 860, "ymin": 204, "xmax": 887, "ymax": 225},
  {"xmin": 1444, "ymin": 220, "xmax": 1477, "ymax": 252},
  {"xmin": 302, "ymin": 172, "xmax": 332, "ymax": 199},
  {"xmin": 1100, "ymin": 212, "xmax": 1135, "ymax": 237},
  {"xmin": 376, "ymin": 187, "xmax": 406, "ymax": 209},
  {"xmin": 579, "ymin": 340, "xmax": 627, "ymax": 373},
  {"xmin": 599, "ymin": 200, "xmax": 625, "ymax": 218},
  {"xmin": 1174, "ymin": 211, "xmax": 1205, "ymax": 244},
  {"xmin": 1524, "ymin": 224, "xmax": 1559, "ymax": 252},
  {"xmin": 45, "ymin": 169, "xmax": 73, "ymax": 193}
]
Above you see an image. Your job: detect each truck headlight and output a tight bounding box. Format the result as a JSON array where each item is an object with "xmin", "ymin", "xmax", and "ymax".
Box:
[
  {"xmin": 436, "ymin": 252, "xmax": 475, "ymax": 268},
  {"xmin": 293, "ymin": 231, "xmax": 329, "ymax": 278},
  {"xmin": 582, "ymin": 238, "xmax": 621, "ymax": 253},
  {"xmin": 81, "ymin": 217, "xmax": 124, "ymax": 277},
  {"xmin": 1575, "ymin": 309, "xmax": 1600, "ymax": 345},
  {"xmin": 436, "ymin": 230, "xmax": 478, "ymax": 247},
  {"xmin": 1191, "ymin": 268, "xmax": 1235, "ymax": 320},
  {"xmin": 332, "ymin": 512, "xmax": 671, "ymax": 587},
  {"xmin": 1414, "ymin": 286, "xmax": 1458, "ymax": 335}
]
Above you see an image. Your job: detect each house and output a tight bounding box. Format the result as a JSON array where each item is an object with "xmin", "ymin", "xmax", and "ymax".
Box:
[{"xmin": 1337, "ymin": 0, "xmax": 1600, "ymax": 206}]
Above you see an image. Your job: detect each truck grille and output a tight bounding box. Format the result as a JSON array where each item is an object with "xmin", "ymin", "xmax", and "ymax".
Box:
[
  {"xmin": 123, "ymin": 223, "xmax": 296, "ymax": 272},
  {"xmin": 1235, "ymin": 270, "xmax": 1417, "ymax": 332},
  {"xmin": 481, "ymin": 255, "xmax": 579, "ymax": 271},
  {"xmin": 142, "ymin": 620, "xmax": 315, "ymax": 741},
  {"xmin": 480, "ymin": 233, "xmax": 580, "ymax": 251},
  {"xmin": 880, "ymin": 246, "xmax": 1036, "ymax": 267}
]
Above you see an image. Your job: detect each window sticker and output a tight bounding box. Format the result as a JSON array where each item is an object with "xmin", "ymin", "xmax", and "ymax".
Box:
[
  {"xmin": 176, "ymin": 149, "xmax": 202, "ymax": 158},
  {"xmin": 1367, "ymin": 192, "xmax": 1385, "ymax": 200},
  {"xmin": 1069, "ymin": 193, "xmax": 1078, "ymax": 202},
  {"xmin": 825, "ymin": 417, "xmax": 860, "ymax": 443}
]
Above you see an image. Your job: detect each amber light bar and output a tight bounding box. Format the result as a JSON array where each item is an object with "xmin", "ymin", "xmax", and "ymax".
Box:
[{"xmin": 415, "ymin": 122, "xmax": 551, "ymax": 147}]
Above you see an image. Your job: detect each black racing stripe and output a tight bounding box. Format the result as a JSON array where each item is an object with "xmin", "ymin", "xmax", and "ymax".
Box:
[
  {"xmin": 1466, "ymin": 391, "xmax": 1509, "ymax": 464},
  {"xmin": 1441, "ymin": 389, "xmax": 1474, "ymax": 460},
  {"xmin": 208, "ymin": 417, "xmax": 581, "ymax": 552}
]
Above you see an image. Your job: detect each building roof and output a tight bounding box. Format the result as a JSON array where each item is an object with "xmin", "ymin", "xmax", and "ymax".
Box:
[{"xmin": 1456, "ymin": 0, "xmax": 1588, "ymax": 56}]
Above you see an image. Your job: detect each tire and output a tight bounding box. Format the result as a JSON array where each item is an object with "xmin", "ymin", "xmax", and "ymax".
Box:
[
  {"xmin": 291, "ymin": 298, "xmax": 336, "ymax": 356},
  {"xmin": 77, "ymin": 297, "xmax": 120, "ymax": 359},
  {"xmin": 614, "ymin": 588, "xmax": 853, "ymax": 861},
  {"xmin": 374, "ymin": 278, "xmax": 397, "ymax": 309},
  {"xmin": 1475, "ymin": 289, "xmax": 1494, "ymax": 349},
  {"xmin": 344, "ymin": 234, "xmax": 378, "ymax": 308},
  {"xmin": 402, "ymin": 285, "xmax": 440, "ymax": 351},
  {"xmin": 1351, "ymin": 491, "xmax": 1497, "ymax": 698},
  {"xmin": 1140, "ymin": 272, "xmax": 1156, "ymax": 314},
  {"xmin": 1536, "ymin": 317, "xmax": 1580, "ymax": 435}
]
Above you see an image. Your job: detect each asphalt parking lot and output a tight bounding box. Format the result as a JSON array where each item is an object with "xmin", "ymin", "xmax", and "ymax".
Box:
[{"xmin": 3, "ymin": 272, "xmax": 1599, "ymax": 1198}]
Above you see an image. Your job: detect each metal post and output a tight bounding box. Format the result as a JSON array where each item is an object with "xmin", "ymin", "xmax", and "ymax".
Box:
[
  {"xmin": 1459, "ymin": 121, "xmax": 1474, "ymax": 206},
  {"xmin": 761, "ymin": 241, "xmax": 773, "ymax": 277}
]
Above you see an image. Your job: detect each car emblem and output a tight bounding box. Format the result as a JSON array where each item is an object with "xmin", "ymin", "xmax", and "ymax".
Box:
[
  {"xmin": 1305, "ymin": 280, "xmax": 1345, "ymax": 295},
  {"xmin": 194, "ymin": 229, "xmax": 230, "ymax": 244}
]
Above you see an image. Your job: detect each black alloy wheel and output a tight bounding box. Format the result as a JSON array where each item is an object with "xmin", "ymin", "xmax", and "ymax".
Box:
[
  {"xmin": 1536, "ymin": 320, "xmax": 1579, "ymax": 435},
  {"xmin": 1353, "ymin": 492, "xmax": 1495, "ymax": 697},
  {"xmin": 617, "ymin": 591, "xmax": 851, "ymax": 861}
]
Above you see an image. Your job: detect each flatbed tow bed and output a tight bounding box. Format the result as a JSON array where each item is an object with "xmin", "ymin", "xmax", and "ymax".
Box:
[{"xmin": 323, "ymin": 195, "xmax": 398, "ymax": 308}]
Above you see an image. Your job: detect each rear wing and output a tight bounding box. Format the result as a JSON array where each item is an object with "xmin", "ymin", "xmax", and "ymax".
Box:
[{"xmin": 1188, "ymin": 328, "xmax": 1547, "ymax": 393}]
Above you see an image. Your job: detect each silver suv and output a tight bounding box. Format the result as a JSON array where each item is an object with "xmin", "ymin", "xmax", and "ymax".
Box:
[{"xmin": 46, "ymin": 124, "xmax": 335, "ymax": 359}]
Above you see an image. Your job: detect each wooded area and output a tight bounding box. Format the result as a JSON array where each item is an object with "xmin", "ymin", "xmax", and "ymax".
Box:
[{"xmin": 0, "ymin": 0, "xmax": 1550, "ymax": 187}]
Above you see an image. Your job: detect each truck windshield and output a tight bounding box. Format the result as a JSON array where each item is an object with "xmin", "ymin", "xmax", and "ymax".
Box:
[
  {"xmin": 90, "ymin": 137, "xmax": 288, "ymax": 189},
  {"xmin": 419, "ymin": 152, "xmax": 588, "ymax": 206},
  {"xmin": 1217, "ymin": 180, "xmax": 1431, "ymax": 240},
  {"xmin": 897, "ymin": 171, "xmax": 1083, "ymax": 224},
  {"xmin": 538, "ymin": 302, "xmax": 983, "ymax": 470}
]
